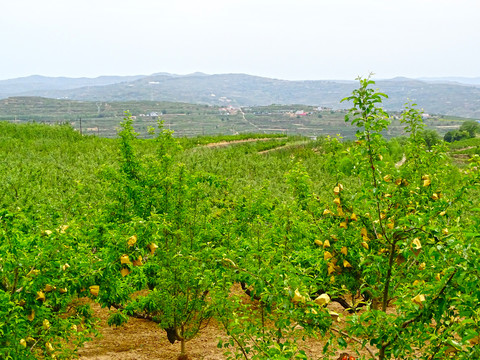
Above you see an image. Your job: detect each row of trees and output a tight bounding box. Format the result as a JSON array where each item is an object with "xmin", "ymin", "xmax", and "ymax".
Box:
[{"xmin": 444, "ymin": 120, "xmax": 480, "ymax": 142}]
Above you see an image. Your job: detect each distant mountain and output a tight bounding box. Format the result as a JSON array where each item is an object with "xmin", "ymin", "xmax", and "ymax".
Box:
[
  {"xmin": 417, "ymin": 77, "xmax": 480, "ymax": 87},
  {"xmin": 0, "ymin": 74, "xmax": 147, "ymax": 98},
  {"xmin": 1, "ymin": 73, "xmax": 479, "ymax": 118}
]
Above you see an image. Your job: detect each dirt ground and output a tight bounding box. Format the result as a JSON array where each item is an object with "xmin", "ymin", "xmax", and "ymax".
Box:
[
  {"xmin": 77, "ymin": 297, "xmax": 372, "ymax": 360},
  {"xmin": 78, "ymin": 301, "xmax": 227, "ymax": 360}
]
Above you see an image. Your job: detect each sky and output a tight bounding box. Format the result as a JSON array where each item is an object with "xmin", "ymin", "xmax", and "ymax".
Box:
[{"xmin": 1, "ymin": 0, "xmax": 479, "ymax": 81}]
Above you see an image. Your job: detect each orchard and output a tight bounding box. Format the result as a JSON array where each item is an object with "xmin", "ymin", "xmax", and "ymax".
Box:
[{"xmin": 1, "ymin": 77, "xmax": 479, "ymax": 359}]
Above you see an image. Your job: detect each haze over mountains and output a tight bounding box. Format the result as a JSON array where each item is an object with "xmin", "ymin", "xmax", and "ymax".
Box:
[{"xmin": 1, "ymin": 73, "xmax": 479, "ymax": 118}]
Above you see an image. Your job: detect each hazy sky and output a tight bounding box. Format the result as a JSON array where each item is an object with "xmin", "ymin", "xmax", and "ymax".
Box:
[{"xmin": 1, "ymin": 0, "xmax": 479, "ymax": 81}]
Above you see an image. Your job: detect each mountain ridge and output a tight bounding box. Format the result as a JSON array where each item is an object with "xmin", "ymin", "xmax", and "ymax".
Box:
[{"xmin": 1, "ymin": 73, "xmax": 479, "ymax": 118}]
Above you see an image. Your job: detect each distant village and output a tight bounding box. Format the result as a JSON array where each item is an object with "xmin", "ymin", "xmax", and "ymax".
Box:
[{"xmin": 218, "ymin": 104, "xmax": 338, "ymax": 117}]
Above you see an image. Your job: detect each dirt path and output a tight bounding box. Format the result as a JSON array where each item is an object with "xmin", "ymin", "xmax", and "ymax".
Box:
[
  {"xmin": 258, "ymin": 140, "xmax": 310, "ymax": 154},
  {"xmin": 238, "ymin": 107, "xmax": 263, "ymax": 133},
  {"xmin": 451, "ymin": 145, "xmax": 477, "ymax": 152},
  {"xmin": 204, "ymin": 137, "xmax": 286, "ymax": 148},
  {"xmin": 395, "ymin": 153, "xmax": 406, "ymax": 168}
]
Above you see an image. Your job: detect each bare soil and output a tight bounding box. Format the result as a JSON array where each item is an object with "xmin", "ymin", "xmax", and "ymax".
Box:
[
  {"xmin": 77, "ymin": 299, "xmax": 373, "ymax": 360},
  {"xmin": 78, "ymin": 302, "xmax": 226, "ymax": 360}
]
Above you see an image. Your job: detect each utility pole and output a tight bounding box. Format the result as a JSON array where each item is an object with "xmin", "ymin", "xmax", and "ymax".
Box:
[{"xmin": 79, "ymin": 117, "xmax": 83, "ymax": 135}]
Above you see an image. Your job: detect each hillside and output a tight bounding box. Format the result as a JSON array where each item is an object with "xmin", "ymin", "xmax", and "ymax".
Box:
[
  {"xmin": 0, "ymin": 74, "xmax": 146, "ymax": 98},
  {"xmin": 0, "ymin": 97, "xmax": 472, "ymax": 139},
  {"xmin": 1, "ymin": 73, "xmax": 479, "ymax": 119}
]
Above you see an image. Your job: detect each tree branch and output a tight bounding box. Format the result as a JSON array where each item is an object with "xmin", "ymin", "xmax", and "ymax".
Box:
[{"xmin": 331, "ymin": 327, "xmax": 377, "ymax": 360}]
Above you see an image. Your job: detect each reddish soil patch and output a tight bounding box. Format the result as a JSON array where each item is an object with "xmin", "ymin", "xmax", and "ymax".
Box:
[{"xmin": 204, "ymin": 138, "xmax": 285, "ymax": 148}]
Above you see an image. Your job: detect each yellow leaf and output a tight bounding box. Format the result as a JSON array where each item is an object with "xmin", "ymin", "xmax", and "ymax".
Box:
[
  {"xmin": 121, "ymin": 268, "xmax": 130, "ymax": 277},
  {"xmin": 314, "ymin": 239, "xmax": 323, "ymax": 247},
  {"xmin": 27, "ymin": 310, "xmax": 35, "ymax": 321},
  {"xmin": 423, "ymin": 179, "xmax": 431, "ymax": 187},
  {"xmin": 333, "ymin": 197, "xmax": 341, "ymax": 205},
  {"xmin": 329, "ymin": 311, "xmax": 340, "ymax": 322},
  {"xmin": 435, "ymin": 273, "xmax": 441, "ymax": 281},
  {"xmin": 412, "ymin": 294, "xmax": 426, "ymax": 307},
  {"xmin": 36, "ymin": 291, "xmax": 46, "ymax": 302},
  {"xmin": 395, "ymin": 178, "xmax": 402, "ymax": 186},
  {"xmin": 62, "ymin": 263, "xmax": 70, "ymax": 271},
  {"xmin": 350, "ymin": 213, "xmax": 358, "ymax": 221},
  {"xmin": 442, "ymin": 228, "xmax": 449, "ymax": 235},
  {"xmin": 59, "ymin": 287, "xmax": 67, "ymax": 294},
  {"xmin": 338, "ymin": 183, "xmax": 344, "ymax": 191},
  {"xmin": 327, "ymin": 262, "xmax": 336, "ymax": 275},
  {"xmin": 469, "ymin": 335, "xmax": 480, "ymax": 345},
  {"xmin": 46, "ymin": 342, "xmax": 54, "ymax": 353},
  {"xmin": 120, "ymin": 254, "xmax": 131, "ymax": 264},
  {"xmin": 314, "ymin": 293, "xmax": 331, "ymax": 307},
  {"xmin": 440, "ymin": 211, "xmax": 446, "ymax": 216},
  {"xmin": 292, "ymin": 289, "xmax": 306, "ymax": 303},
  {"xmin": 324, "ymin": 251, "xmax": 333, "ymax": 260},
  {"xmin": 431, "ymin": 193, "xmax": 439, "ymax": 200},
  {"xmin": 330, "ymin": 275, "xmax": 335, "ymax": 283},
  {"xmin": 361, "ymin": 228, "xmax": 368, "ymax": 237},
  {"xmin": 341, "ymin": 247, "xmax": 348, "ymax": 255},
  {"xmin": 413, "ymin": 280, "xmax": 424, "ymax": 286},
  {"xmin": 387, "ymin": 221, "xmax": 394, "ymax": 229},
  {"xmin": 339, "ymin": 222, "xmax": 347, "ymax": 229},
  {"xmin": 333, "ymin": 186, "xmax": 340, "ymax": 194},
  {"xmin": 422, "ymin": 174, "xmax": 430, "ymax": 180},
  {"xmin": 43, "ymin": 319, "xmax": 50, "ymax": 330},
  {"xmin": 361, "ymin": 241, "xmax": 369, "ymax": 250},
  {"xmin": 58, "ymin": 225, "xmax": 69, "ymax": 233},
  {"xmin": 20, "ymin": 339, "xmax": 27, "ymax": 348},
  {"xmin": 412, "ymin": 238, "xmax": 422, "ymax": 250},
  {"xmin": 383, "ymin": 174, "xmax": 392, "ymax": 182},
  {"xmin": 44, "ymin": 284, "xmax": 55, "ymax": 292},
  {"xmin": 343, "ymin": 260, "xmax": 352, "ymax": 268},
  {"xmin": 323, "ymin": 240, "xmax": 330, "ymax": 248},
  {"xmin": 418, "ymin": 262, "xmax": 426, "ymax": 270},
  {"xmin": 323, "ymin": 209, "xmax": 333, "ymax": 216},
  {"xmin": 132, "ymin": 255, "xmax": 143, "ymax": 266},
  {"xmin": 127, "ymin": 234, "xmax": 137, "ymax": 247},
  {"xmin": 337, "ymin": 206, "xmax": 344, "ymax": 216},
  {"xmin": 148, "ymin": 243, "xmax": 159, "ymax": 255},
  {"xmin": 89, "ymin": 285, "xmax": 99, "ymax": 296}
]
